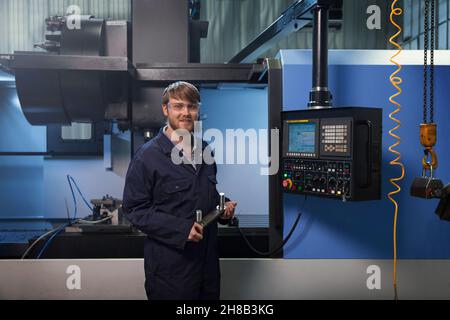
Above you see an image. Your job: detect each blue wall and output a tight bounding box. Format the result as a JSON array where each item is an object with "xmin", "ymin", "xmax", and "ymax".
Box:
[{"xmin": 281, "ymin": 50, "xmax": 450, "ymax": 259}]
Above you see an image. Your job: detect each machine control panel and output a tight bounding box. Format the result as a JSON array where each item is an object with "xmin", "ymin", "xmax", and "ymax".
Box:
[
  {"xmin": 282, "ymin": 159, "xmax": 351, "ymax": 198},
  {"xmin": 320, "ymin": 118, "xmax": 351, "ymax": 157},
  {"xmin": 281, "ymin": 108, "xmax": 382, "ymax": 201}
]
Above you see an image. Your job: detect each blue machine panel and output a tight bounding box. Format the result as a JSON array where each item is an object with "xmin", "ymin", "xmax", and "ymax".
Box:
[{"xmin": 281, "ymin": 50, "xmax": 450, "ymax": 259}]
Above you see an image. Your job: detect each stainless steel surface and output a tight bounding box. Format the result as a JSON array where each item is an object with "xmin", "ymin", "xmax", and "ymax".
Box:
[{"xmin": 1, "ymin": 259, "xmax": 450, "ymax": 299}]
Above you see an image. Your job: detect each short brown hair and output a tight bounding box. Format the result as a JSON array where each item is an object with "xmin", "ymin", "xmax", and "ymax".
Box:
[{"xmin": 162, "ymin": 81, "xmax": 200, "ymax": 105}]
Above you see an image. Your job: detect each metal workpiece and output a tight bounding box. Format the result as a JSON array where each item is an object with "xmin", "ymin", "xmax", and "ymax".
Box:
[
  {"xmin": 198, "ymin": 193, "xmax": 226, "ymax": 228},
  {"xmin": 199, "ymin": 208, "xmax": 223, "ymax": 228},
  {"xmin": 196, "ymin": 210, "xmax": 203, "ymax": 223},
  {"xmin": 219, "ymin": 193, "xmax": 225, "ymax": 211}
]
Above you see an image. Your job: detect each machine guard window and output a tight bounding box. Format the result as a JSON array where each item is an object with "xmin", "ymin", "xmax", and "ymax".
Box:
[{"xmin": 61, "ymin": 122, "xmax": 93, "ymax": 141}]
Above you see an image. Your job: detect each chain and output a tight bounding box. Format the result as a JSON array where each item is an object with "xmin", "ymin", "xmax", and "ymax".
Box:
[
  {"xmin": 430, "ymin": 0, "xmax": 435, "ymax": 123},
  {"xmin": 423, "ymin": 0, "xmax": 436, "ymax": 124},
  {"xmin": 423, "ymin": 0, "xmax": 429, "ymax": 124}
]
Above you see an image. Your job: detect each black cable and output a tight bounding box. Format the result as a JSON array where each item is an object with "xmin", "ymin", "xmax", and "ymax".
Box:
[
  {"xmin": 34, "ymin": 175, "xmax": 91, "ymax": 259},
  {"xmin": 65, "ymin": 198, "xmax": 71, "ymax": 225},
  {"xmin": 237, "ymin": 212, "xmax": 302, "ymax": 257}
]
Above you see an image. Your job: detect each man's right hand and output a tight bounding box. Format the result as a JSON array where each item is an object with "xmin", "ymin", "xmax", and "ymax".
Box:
[{"xmin": 187, "ymin": 222, "xmax": 203, "ymax": 242}]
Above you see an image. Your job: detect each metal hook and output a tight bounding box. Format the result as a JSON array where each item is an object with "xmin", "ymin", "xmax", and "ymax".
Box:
[
  {"xmin": 422, "ymin": 148, "xmax": 438, "ymax": 171},
  {"xmin": 422, "ymin": 162, "xmax": 434, "ymax": 178}
]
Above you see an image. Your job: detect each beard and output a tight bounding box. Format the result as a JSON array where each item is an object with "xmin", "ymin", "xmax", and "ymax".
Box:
[{"xmin": 168, "ymin": 116, "xmax": 194, "ymax": 132}]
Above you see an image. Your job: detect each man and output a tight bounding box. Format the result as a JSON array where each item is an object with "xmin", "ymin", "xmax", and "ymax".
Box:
[{"xmin": 122, "ymin": 81, "xmax": 237, "ymax": 300}]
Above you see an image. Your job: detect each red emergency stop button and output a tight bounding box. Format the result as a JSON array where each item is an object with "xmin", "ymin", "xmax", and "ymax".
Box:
[{"xmin": 282, "ymin": 179, "xmax": 293, "ymax": 190}]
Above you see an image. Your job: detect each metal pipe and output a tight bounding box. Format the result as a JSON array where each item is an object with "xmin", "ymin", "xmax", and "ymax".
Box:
[
  {"xmin": 308, "ymin": 3, "xmax": 332, "ymax": 109},
  {"xmin": 313, "ymin": 6, "xmax": 328, "ymax": 89}
]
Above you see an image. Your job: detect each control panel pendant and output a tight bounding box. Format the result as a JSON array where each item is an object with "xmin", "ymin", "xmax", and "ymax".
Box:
[{"xmin": 281, "ymin": 107, "xmax": 382, "ymax": 201}]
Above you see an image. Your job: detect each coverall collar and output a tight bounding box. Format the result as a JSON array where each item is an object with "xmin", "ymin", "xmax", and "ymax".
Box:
[
  {"xmin": 157, "ymin": 126, "xmax": 199, "ymax": 155},
  {"xmin": 156, "ymin": 127, "xmax": 204, "ymax": 174},
  {"xmin": 156, "ymin": 128, "xmax": 175, "ymax": 155}
]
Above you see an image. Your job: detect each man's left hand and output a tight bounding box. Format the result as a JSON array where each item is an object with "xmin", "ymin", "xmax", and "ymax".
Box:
[{"xmin": 221, "ymin": 201, "xmax": 237, "ymax": 219}]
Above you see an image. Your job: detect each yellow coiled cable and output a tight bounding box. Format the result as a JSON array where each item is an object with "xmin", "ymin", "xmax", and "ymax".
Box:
[{"xmin": 388, "ymin": 0, "xmax": 404, "ymax": 301}]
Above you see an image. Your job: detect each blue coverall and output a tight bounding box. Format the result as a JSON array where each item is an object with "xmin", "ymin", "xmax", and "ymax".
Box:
[{"xmin": 122, "ymin": 129, "xmax": 225, "ymax": 300}]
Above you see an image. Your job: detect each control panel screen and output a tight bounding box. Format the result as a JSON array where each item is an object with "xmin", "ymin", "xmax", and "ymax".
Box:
[{"xmin": 288, "ymin": 123, "xmax": 316, "ymax": 153}]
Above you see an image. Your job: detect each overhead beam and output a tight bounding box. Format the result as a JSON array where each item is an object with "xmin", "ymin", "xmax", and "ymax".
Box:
[{"xmin": 228, "ymin": 0, "xmax": 318, "ymax": 63}]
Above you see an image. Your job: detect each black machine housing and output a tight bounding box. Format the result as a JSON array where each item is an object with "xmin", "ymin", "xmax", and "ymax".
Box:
[{"xmin": 281, "ymin": 107, "xmax": 382, "ymax": 201}]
